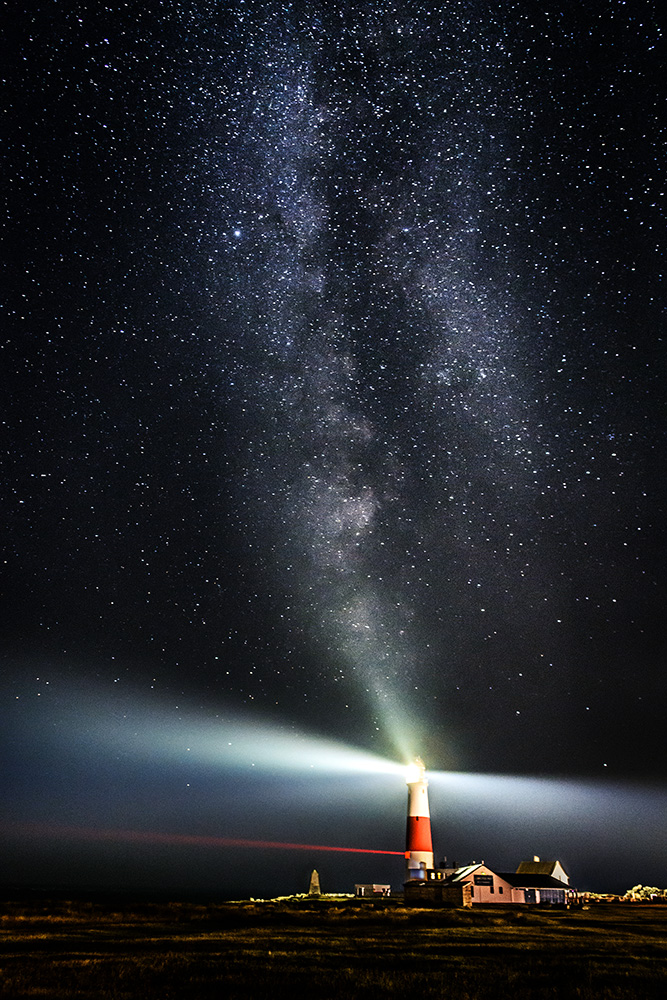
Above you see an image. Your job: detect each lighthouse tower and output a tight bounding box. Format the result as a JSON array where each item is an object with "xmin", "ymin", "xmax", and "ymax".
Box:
[{"xmin": 405, "ymin": 757, "xmax": 434, "ymax": 880}]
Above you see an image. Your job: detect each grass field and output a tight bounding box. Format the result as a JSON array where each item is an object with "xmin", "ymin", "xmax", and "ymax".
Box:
[{"xmin": 2, "ymin": 896, "xmax": 667, "ymax": 998}]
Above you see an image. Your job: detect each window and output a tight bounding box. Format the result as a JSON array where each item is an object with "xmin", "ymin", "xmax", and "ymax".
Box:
[
  {"xmin": 498, "ymin": 886, "xmax": 503, "ymax": 894},
  {"xmin": 539, "ymin": 889, "xmax": 565, "ymax": 905}
]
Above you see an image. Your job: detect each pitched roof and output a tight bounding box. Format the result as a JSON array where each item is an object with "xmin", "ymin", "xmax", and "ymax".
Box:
[
  {"xmin": 446, "ymin": 864, "xmax": 482, "ymax": 882},
  {"xmin": 496, "ymin": 872, "xmax": 572, "ymax": 890},
  {"xmin": 516, "ymin": 860, "xmax": 567, "ymax": 878}
]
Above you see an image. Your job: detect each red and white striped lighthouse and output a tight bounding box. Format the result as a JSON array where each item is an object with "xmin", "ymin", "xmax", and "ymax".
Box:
[{"xmin": 405, "ymin": 757, "xmax": 434, "ymax": 880}]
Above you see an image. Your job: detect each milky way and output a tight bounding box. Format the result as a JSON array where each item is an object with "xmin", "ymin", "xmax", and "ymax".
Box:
[
  {"xmin": 192, "ymin": 1, "xmax": 664, "ymax": 770},
  {"xmin": 2, "ymin": 0, "xmax": 666, "ymax": 893}
]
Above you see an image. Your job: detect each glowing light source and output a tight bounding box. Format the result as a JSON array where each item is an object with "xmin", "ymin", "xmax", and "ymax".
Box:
[{"xmin": 405, "ymin": 756, "xmax": 426, "ymax": 784}]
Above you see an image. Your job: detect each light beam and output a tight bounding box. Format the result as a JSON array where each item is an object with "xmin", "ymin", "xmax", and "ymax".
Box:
[{"xmin": 3, "ymin": 822, "xmax": 405, "ymax": 856}]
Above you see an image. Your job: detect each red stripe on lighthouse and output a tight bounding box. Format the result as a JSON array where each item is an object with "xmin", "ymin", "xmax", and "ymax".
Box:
[{"xmin": 406, "ymin": 814, "xmax": 433, "ymax": 853}]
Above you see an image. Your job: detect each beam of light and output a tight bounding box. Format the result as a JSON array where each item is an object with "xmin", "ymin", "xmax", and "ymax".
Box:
[
  {"xmin": 431, "ymin": 769, "xmax": 667, "ymax": 808},
  {"xmin": 2, "ymin": 822, "xmax": 404, "ymax": 856},
  {"xmin": 95, "ymin": 713, "xmax": 406, "ymax": 775},
  {"xmin": 427, "ymin": 768, "xmax": 658, "ymax": 812},
  {"xmin": 425, "ymin": 769, "xmax": 667, "ymax": 857},
  {"xmin": 16, "ymin": 681, "xmax": 407, "ymax": 776}
]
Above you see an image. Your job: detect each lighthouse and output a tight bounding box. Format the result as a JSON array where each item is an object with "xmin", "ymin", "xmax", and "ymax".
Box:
[{"xmin": 405, "ymin": 756, "xmax": 434, "ymax": 880}]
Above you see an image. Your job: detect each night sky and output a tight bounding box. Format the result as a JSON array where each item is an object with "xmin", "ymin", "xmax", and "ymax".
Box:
[{"xmin": 2, "ymin": 1, "xmax": 665, "ymax": 897}]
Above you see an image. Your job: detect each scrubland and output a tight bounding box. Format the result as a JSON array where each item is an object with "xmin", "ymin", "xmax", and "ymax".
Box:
[{"xmin": 1, "ymin": 895, "xmax": 666, "ymax": 998}]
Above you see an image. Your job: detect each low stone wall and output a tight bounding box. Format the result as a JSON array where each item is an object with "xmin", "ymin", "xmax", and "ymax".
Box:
[{"xmin": 403, "ymin": 881, "xmax": 472, "ymax": 908}]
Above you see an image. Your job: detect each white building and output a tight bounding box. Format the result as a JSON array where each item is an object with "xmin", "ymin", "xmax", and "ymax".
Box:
[
  {"xmin": 355, "ymin": 883, "xmax": 391, "ymax": 898},
  {"xmin": 441, "ymin": 860, "xmax": 575, "ymax": 905}
]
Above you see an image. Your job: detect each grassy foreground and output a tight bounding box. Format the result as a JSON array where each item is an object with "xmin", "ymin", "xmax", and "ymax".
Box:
[{"xmin": 1, "ymin": 896, "xmax": 667, "ymax": 999}]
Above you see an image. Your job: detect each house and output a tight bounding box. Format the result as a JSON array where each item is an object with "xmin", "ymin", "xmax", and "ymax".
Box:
[
  {"xmin": 404, "ymin": 860, "xmax": 576, "ymax": 906},
  {"xmin": 442, "ymin": 863, "xmax": 524, "ymax": 904}
]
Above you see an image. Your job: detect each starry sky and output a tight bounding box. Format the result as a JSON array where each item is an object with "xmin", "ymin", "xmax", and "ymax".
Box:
[{"xmin": 2, "ymin": 0, "xmax": 665, "ymax": 896}]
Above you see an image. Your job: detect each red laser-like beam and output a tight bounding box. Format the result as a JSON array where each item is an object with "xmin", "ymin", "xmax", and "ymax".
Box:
[{"xmin": 5, "ymin": 822, "xmax": 405, "ymax": 856}]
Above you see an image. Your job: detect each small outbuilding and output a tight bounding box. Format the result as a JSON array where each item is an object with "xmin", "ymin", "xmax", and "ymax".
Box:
[
  {"xmin": 355, "ymin": 883, "xmax": 391, "ymax": 898},
  {"xmin": 403, "ymin": 878, "xmax": 472, "ymax": 907}
]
